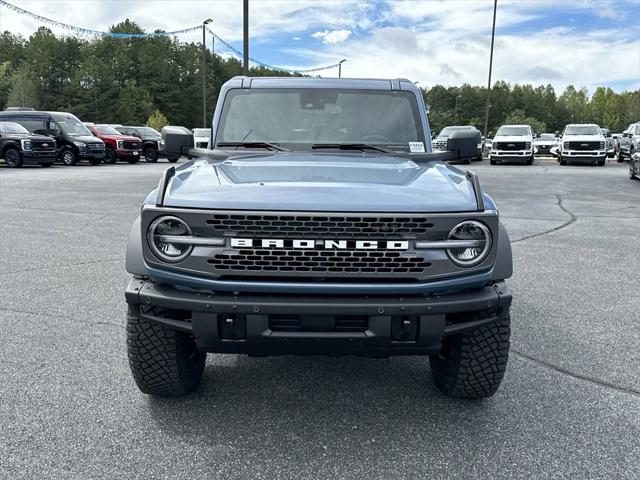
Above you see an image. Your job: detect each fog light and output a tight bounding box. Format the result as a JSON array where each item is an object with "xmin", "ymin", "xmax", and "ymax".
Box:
[
  {"xmin": 447, "ymin": 221, "xmax": 492, "ymax": 267},
  {"xmin": 148, "ymin": 216, "xmax": 193, "ymax": 262}
]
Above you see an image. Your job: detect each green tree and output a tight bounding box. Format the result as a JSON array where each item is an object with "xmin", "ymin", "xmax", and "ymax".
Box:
[
  {"xmin": 504, "ymin": 109, "xmax": 546, "ymax": 134},
  {"xmin": 146, "ymin": 109, "xmax": 168, "ymax": 131}
]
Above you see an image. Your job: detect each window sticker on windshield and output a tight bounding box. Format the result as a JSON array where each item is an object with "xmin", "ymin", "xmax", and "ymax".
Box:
[{"xmin": 409, "ymin": 142, "xmax": 425, "ymax": 153}]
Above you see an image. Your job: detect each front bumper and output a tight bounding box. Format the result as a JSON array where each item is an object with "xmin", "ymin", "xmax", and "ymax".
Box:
[
  {"xmin": 22, "ymin": 150, "xmax": 56, "ymax": 164},
  {"xmin": 116, "ymin": 149, "xmax": 141, "ymax": 159},
  {"xmin": 561, "ymin": 150, "xmax": 606, "ymax": 163},
  {"xmin": 490, "ymin": 151, "xmax": 532, "ymax": 162},
  {"xmin": 79, "ymin": 151, "xmax": 105, "ymax": 160},
  {"xmin": 125, "ymin": 278, "xmax": 512, "ymax": 356}
]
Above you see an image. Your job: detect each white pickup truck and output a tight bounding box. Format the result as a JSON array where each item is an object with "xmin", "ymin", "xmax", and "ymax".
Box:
[
  {"xmin": 558, "ymin": 124, "xmax": 606, "ymax": 166},
  {"xmin": 489, "ymin": 124, "xmax": 534, "ymax": 165}
]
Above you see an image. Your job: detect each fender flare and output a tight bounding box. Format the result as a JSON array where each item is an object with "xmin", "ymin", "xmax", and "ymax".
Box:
[
  {"xmin": 125, "ymin": 216, "xmax": 149, "ymax": 276},
  {"xmin": 492, "ymin": 222, "xmax": 513, "ymax": 280}
]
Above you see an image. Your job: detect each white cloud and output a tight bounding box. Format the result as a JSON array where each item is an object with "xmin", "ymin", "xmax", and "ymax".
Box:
[{"xmin": 311, "ymin": 29, "xmax": 352, "ymax": 44}]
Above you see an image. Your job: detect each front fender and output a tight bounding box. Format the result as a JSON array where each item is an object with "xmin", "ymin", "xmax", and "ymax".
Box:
[
  {"xmin": 125, "ymin": 216, "xmax": 149, "ymax": 276},
  {"xmin": 492, "ymin": 222, "xmax": 513, "ymax": 280}
]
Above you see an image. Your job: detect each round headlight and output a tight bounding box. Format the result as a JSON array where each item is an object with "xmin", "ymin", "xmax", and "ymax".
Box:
[
  {"xmin": 446, "ymin": 220, "xmax": 492, "ymax": 267},
  {"xmin": 148, "ymin": 216, "xmax": 193, "ymax": 262}
]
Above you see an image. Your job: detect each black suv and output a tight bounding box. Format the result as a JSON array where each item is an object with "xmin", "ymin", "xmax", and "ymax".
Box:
[
  {"xmin": 0, "ymin": 122, "xmax": 57, "ymax": 167},
  {"xmin": 0, "ymin": 111, "xmax": 105, "ymax": 166},
  {"xmin": 115, "ymin": 126, "xmax": 179, "ymax": 163}
]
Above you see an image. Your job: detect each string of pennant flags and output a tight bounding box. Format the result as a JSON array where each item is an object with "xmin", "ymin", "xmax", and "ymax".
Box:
[{"xmin": 0, "ymin": 0, "xmax": 341, "ymax": 74}]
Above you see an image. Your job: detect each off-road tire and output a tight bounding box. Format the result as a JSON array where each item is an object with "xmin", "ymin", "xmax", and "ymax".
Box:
[
  {"xmin": 127, "ymin": 307, "xmax": 206, "ymax": 396},
  {"xmin": 526, "ymin": 156, "xmax": 534, "ymax": 165},
  {"xmin": 104, "ymin": 148, "xmax": 118, "ymax": 164},
  {"xmin": 490, "ymin": 158, "xmax": 497, "ymax": 165},
  {"xmin": 4, "ymin": 148, "xmax": 22, "ymax": 167},
  {"xmin": 144, "ymin": 147, "xmax": 158, "ymax": 163},
  {"xmin": 168, "ymin": 157, "xmax": 180, "ymax": 163},
  {"xmin": 559, "ymin": 156, "xmax": 567, "ymax": 166},
  {"xmin": 61, "ymin": 148, "xmax": 78, "ymax": 166},
  {"xmin": 430, "ymin": 309, "xmax": 510, "ymax": 399},
  {"xmin": 597, "ymin": 157, "xmax": 605, "ymax": 167}
]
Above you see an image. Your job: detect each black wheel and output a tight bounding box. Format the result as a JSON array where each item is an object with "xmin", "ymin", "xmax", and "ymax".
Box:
[
  {"xmin": 4, "ymin": 148, "xmax": 22, "ymax": 168},
  {"xmin": 462, "ymin": 157, "xmax": 471, "ymax": 165},
  {"xmin": 89, "ymin": 157, "xmax": 102, "ymax": 166},
  {"xmin": 127, "ymin": 157, "xmax": 140, "ymax": 164},
  {"xmin": 40, "ymin": 162, "xmax": 53, "ymax": 168},
  {"xmin": 617, "ymin": 153, "xmax": 624, "ymax": 163},
  {"xmin": 144, "ymin": 147, "xmax": 158, "ymax": 163},
  {"xmin": 490, "ymin": 158, "xmax": 497, "ymax": 165},
  {"xmin": 104, "ymin": 148, "xmax": 118, "ymax": 164},
  {"xmin": 631, "ymin": 161, "xmax": 639, "ymax": 180},
  {"xmin": 127, "ymin": 307, "xmax": 206, "ymax": 396},
  {"xmin": 526, "ymin": 156, "xmax": 534, "ymax": 165},
  {"xmin": 430, "ymin": 309, "xmax": 510, "ymax": 399},
  {"xmin": 61, "ymin": 149, "xmax": 78, "ymax": 166},
  {"xmin": 559, "ymin": 156, "xmax": 567, "ymax": 166},
  {"xmin": 168, "ymin": 157, "xmax": 180, "ymax": 163},
  {"xmin": 597, "ymin": 157, "xmax": 605, "ymax": 167}
]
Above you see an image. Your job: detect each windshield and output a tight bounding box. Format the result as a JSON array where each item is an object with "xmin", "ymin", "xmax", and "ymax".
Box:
[
  {"xmin": 496, "ymin": 126, "xmax": 530, "ymax": 136},
  {"xmin": 95, "ymin": 125, "xmax": 120, "ymax": 135},
  {"xmin": 136, "ymin": 127, "xmax": 161, "ymax": 137},
  {"xmin": 564, "ymin": 125, "xmax": 601, "ymax": 136},
  {"xmin": 439, "ymin": 126, "xmax": 470, "ymax": 137},
  {"xmin": 537, "ymin": 134, "xmax": 556, "ymax": 141},
  {"xmin": 0, "ymin": 122, "xmax": 30, "ymax": 135},
  {"xmin": 193, "ymin": 128, "xmax": 210, "ymax": 136},
  {"xmin": 53, "ymin": 114, "xmax": 91, "ymax": 136},
  {"xmin": 216, "ymin": 88, "xmax": 424, "ymax": 151}
]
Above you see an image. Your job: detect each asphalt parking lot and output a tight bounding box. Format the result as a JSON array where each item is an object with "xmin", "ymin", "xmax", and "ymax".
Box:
[{"xmin": 1, "ymin": 157, "xmax": 639, "ymax": 479}]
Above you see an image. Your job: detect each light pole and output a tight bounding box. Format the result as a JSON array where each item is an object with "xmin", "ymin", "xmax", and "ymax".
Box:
[
  {"xmin": 338, "ymin": 59, "xmax": 347, "ymax": 78},
  {"xmin": 202, "ymin": 18, "xmax": 213, "ymax": 128},
  {"xmin": 243, "ymin": 0, "xmax": 249, "ymax": 76},
  {"xmin": 482, "ymin": 0, "xmax": 498, "ymax": 141}
]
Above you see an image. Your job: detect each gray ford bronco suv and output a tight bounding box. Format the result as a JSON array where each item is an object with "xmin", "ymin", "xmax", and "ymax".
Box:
[{"xmin": 125, "ymin": 77, "xmax": 513, "ymax": 399}]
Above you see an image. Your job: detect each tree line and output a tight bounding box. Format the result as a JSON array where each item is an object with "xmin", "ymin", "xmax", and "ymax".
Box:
[{"xmin": 1, "ymin": 22, "xmax": 638, "ymax": 133}]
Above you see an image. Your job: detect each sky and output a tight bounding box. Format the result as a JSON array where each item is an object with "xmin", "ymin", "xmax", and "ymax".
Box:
[{"xmin": 1, "ymin": 0, "xmax": 639, "ymax": 93}]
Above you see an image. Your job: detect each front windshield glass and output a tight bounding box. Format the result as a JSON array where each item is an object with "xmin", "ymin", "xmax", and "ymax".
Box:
[
  {"xmin": 95, "ymin": 125, "xmax": 120, "ymax": 135},
  {"xmin": 496, "ymin": 126, "xmax": 530, "ymax": 136},
  {"xmin": 537, "ymin": 134, "xmax": 556, "ymax": 141},
  {"xmin": 136, "ymin": 127, "xmax": 161, "ymax": 137},
  {"xmin": 193, "ymin": 128, "xmax": 210, "ymax": 136},
  {"xmin": 439, "ymin": 126, "xmax": 469, "ymax": 136},
  {"xmin": 216, "ymin": 88, "xmax": 424, "ymax": 151},
  {"xmin": 0, "ymin": 122, "xmax": 30, "ymax": 135},
  {"xmin": 53, "ymin": 114, "xmax": 91, "ymax": 136},
  {"xmin": 564, "ymin": 125, "xmax": 600, "ymax": 136}
]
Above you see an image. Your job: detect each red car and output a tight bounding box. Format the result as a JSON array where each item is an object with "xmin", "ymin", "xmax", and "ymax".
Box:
[{"xmin": 85, "ymin": 123, "xmax": 142, "ymax": 164}]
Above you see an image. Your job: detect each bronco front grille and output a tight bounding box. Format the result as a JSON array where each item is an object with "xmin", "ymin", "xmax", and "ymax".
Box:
[
  {"xmin": 206, "ymin": 214, "xmax": 435, "ymax": 239},
  {"xmin": 208, "ymin": 248, "xmax": 432, "ymax": 275}
]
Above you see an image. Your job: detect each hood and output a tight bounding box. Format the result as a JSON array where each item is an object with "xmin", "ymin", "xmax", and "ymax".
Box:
[
  {"xmin": 71, "ymin": 135, "xmax": 103, "ymax": 144},
  {"xmin": 160, "ymin": 152, "xmax": 484, "ymax": 213},
  {"xmin": 492, "ymin": 135, "xmax": 532, "ymax": 142},
  {"xmin": 98, "ymin": 134, "xmax": 139, "ymax": 141},
  {"xmin": 562, "ymin": 134, "xmax": 604, "ymax": 142}
]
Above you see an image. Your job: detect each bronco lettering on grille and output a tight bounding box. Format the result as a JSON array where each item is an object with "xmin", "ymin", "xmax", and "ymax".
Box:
[{"xmin": 230, "ymin": 238, "xmax": 410, "ymax": 250}]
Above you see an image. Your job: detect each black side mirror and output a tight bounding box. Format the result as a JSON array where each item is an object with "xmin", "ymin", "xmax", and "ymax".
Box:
[
  {"xmin": 162, "ymin": 126, "xmax": 194, "ymax": 156},
  {"xmin": 446, "ymin": 129, "xmax": 482, "ymax": 160}
]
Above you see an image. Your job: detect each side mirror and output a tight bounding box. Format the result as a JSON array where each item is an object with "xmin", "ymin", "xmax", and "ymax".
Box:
[
  {"xmin": 162, "ymin": 126, "xmax": 194, "ymax": 156},
  {"xmin": 446, "ymin": 129, "xmax": 482, "ymax": 160}
]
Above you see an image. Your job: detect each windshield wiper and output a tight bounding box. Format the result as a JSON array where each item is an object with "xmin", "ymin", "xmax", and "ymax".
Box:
[
  {"xmin": 311, "ymin": 143, "xmax": 393, "ymax": 153},
  {"xmin": 217, "ymin": 141, "xmax": 290, "ymax": 152}
]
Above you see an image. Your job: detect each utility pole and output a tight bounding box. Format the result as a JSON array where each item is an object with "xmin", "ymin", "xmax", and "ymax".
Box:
[
  {"xmin": 482, "ymin": 0, "xmax": 498, "ymax": 140},
  {"xmin": 202, "ymin": 18, "xmax": 213, "ymax": 128},
  {"xmin": 338, "ymin": 59, "xmax": 347, "ymax": 78},
  {"xmin": 243, "ymin": 0, "xmax": 249, "ymax": 76}
]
